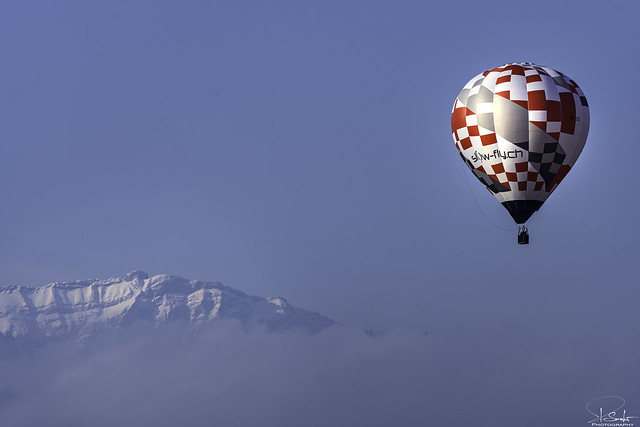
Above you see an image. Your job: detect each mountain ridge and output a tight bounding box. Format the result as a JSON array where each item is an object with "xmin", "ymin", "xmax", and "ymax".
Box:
[{"xmin": 0, "ymin": 271, "xmax": 335, "ymax": 343}]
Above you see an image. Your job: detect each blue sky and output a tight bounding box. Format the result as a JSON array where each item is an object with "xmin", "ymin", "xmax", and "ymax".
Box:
[
  {"xmin": 2, "ymin": 2, "xmax": 640, "ymax": 424},
  {"xmin": 1, "ymin": 0, "xmax": 638, "ymax": 337}
]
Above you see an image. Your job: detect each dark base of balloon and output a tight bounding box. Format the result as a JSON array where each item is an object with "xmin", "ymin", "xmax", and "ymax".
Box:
[{"xmin": 501, "ymin": 200, "xmax": 544, "ymax": 224}]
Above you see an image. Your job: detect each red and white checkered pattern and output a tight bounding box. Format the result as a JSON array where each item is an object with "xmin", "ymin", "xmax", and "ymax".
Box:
[{"xmin": 451, "ymin": 62, "xmax": 589, "ymax": 206}]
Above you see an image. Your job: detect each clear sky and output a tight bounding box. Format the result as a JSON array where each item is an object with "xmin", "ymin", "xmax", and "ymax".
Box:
[{"xmin": 1, "ymin": 0, "xmax": 638, "ymax": 338}]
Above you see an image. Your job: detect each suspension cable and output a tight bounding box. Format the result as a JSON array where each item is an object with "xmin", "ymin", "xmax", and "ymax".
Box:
[{"xmin": 458, "ymin": 158, "xmax": 517, "ymax": 232}]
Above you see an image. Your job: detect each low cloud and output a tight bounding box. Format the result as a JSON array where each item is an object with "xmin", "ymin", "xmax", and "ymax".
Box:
[{"xmin": 0, "ymin": 322, "xmax": 638, "ymax": 427}]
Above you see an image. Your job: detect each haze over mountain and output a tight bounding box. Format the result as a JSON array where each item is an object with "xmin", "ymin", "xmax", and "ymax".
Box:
[
  {"xmin": 0, "ymin": 271, "xmax": 637, "ymax": 427},
  {"xmin": 0, "ymin": 271, "xmax": 335, "ymax": 350}
]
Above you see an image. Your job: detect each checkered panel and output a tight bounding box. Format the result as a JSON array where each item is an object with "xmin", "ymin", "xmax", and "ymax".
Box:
[{"xmin": 451, "ymin": 62, "xmax": 589, "ymax": 206}]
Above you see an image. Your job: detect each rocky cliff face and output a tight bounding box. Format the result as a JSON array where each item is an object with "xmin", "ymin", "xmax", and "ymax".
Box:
[{"xmin": 0, "ymin": 271, "xmax": 334, "ymax": 344}]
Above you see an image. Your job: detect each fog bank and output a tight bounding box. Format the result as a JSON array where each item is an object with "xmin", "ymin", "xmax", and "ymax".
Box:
[{"xmin": 0, "ymin": 321, "xmax": 638, "ymax": 427}]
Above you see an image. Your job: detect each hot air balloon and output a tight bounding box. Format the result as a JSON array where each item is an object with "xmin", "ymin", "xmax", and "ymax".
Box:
[{"xmin": 451, "ymin": 63, "xmax": 589, "ymax": 244}]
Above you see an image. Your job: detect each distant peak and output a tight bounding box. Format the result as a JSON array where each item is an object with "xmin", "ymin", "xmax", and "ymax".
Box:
[
  {"xmin": 267, "ymin": 297, "xmax": 288, "ymax": 307},
  {"xmin": 125, "ymin": 271, "xmax": 149, "ymax": 282},
  {"xmin": 0, "ymin": 272, "xmax": 336, "ymax": 345}
]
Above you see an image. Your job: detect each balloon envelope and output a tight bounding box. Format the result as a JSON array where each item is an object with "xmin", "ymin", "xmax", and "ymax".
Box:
[{"xmin": 451, "ymin": 63, "xmax": 589, "ymax": 224}]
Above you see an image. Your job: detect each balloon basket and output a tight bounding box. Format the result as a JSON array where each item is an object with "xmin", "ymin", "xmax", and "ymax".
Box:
[{"xmin": 517, "ymin": 226, "xmax": 529, "ymax": 245}]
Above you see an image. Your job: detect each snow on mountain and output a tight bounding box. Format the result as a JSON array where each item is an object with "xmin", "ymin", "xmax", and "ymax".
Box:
[{"xmin": 0, "ymin": 271, "xmax": 335, "ymax": 343}]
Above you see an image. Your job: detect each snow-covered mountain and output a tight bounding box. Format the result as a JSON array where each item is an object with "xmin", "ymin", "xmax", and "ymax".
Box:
[{"xmin": 0, "ymin": 271, "xmax": 335, "ymax": 345}]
